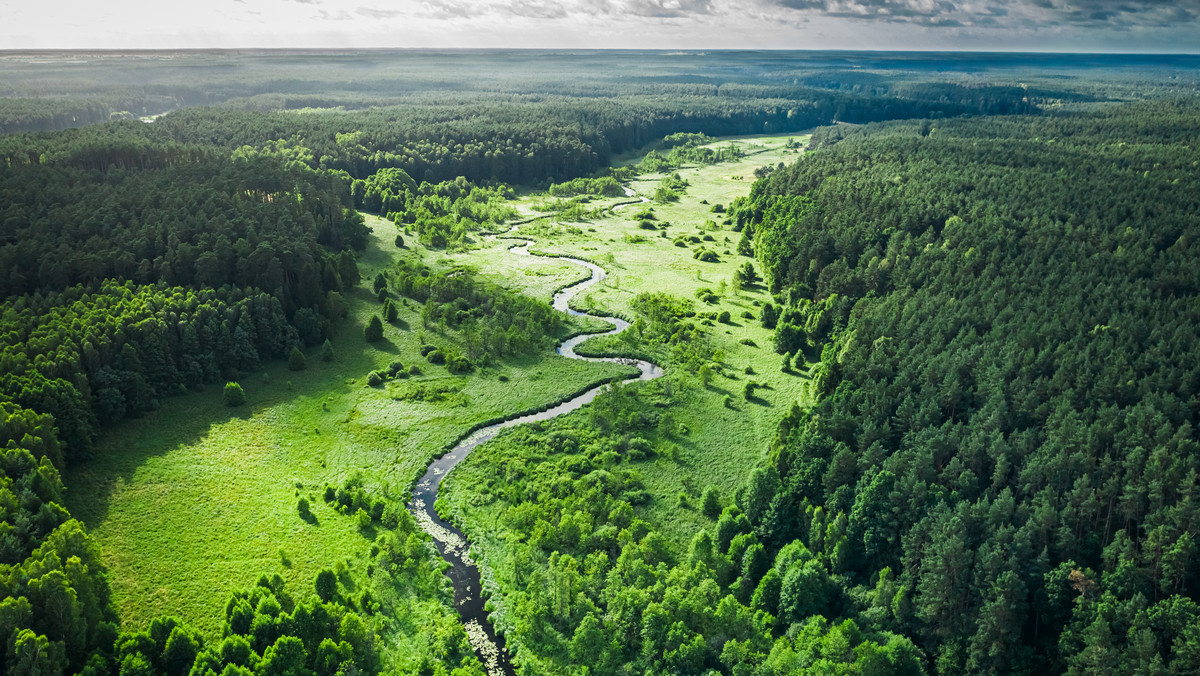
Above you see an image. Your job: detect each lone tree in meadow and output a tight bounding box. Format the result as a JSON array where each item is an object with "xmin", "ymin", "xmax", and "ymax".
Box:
[
  {"xmin": 384, "ymin": 298, "xmax": 399, "ymax": 323},
  {"xmin": 288, "ymin": 346, "xmax": 307, "ymax": 371},
  {"xmin": 365, "ymin": 315, "xmax": 384, "ymax": 342},
  {"xmin": 320, "ymin": 339, "xmax": 334, "ymax": 362},
  {"xmin": 223, "ymin": 382, "xmax": 245, "ymax": 407},
  {"xmin": 737, "ymin": 261, "xmax": 760, "ymax": 287}
]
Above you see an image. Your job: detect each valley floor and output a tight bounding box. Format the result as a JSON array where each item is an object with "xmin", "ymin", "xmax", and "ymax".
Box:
[{"xmin": 65, "ymin": 131, "xmax": 815, "ymax": 664}]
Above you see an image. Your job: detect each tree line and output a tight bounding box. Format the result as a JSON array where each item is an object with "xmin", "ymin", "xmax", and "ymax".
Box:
[{"xmin": 730, "ymin": 99, "xmax": 1200, "ymax": 673}]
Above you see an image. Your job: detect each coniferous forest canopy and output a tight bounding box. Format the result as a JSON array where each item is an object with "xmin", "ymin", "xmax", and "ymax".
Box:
[{"xmin": 1, "ymin": 50, "xmax": 1199, "ymax": 676}]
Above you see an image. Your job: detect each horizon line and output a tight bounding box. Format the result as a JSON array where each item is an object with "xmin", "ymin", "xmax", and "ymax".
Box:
[{"xmin": 2, "ymin": 47, "xmax": 1199, "ymax": 57}]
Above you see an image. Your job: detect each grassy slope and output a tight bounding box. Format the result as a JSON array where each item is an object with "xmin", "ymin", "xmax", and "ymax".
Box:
[
  {"xmin": 443, "ymin": 133, "xmax": 815, "ymax": 549},
  {"xmin": 64, "ymin": 216, "xmax": 631, "ymax": 639}
]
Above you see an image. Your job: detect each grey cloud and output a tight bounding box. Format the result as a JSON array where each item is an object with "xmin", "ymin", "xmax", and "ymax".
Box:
[
  {"xmin": 356, "ymin": 6, "xmax": 405, "ymax": 18},
  {"xmin": 504, "ymin": 1, "xmax": 571, "ymax": 19},
  {"xmin": 621, "ymin": 0, "xmax": 715, "ymax": 17},
  {"xmin": 1032, "ymin": 0, "xmax": 1200, "ymax": 27},
  {"xmin": 770, "ymin": 0, "xmax": 1200, "ymax": 27},
  {"xmin": 417, "ymin": 0, "xmax": 713, "ymax": 20}
]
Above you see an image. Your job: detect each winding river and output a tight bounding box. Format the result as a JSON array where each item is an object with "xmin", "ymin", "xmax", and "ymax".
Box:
[{"xmin": 406, "ymin": 218, "xmax": 663, "ymax": 675}]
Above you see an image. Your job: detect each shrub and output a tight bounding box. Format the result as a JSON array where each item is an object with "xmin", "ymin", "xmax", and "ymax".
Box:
[
  {"xmin": 366, "ymin": 371, "xmax": 383, "ymax": 387},
  {"xmin": 297, "ymin": 497, "xmax": 312, "ymax": 520},
  {"xmin": 376, "ymin": 287, "xmax": 388, "ymax": 303},
  {"xmin": 288, "ymin": 346, "xmax": 307, "ymax": 371},
  {"xmin": 364, "ymin": 315, "xmax": 384, "ymax": 342},
  {"xmin": 223, "ymin": 382, "xmax": 245, "ymax": 407},
  {"xmin": 320, "ymin": 339, "xmax": 334, "ymax": 362},
  {"xmin": 426, "ymin": 350, "xmax": 445, "ymax": 365},
  {"xmin": 740, "ymin": 338, "xmax": 757, "ymax": 347},
  {"xmin": 394, "ymin": 234, "xmax": 405, "ymax": 248},
  {"xmin": 718, "ymin": 311, "xmax": 731, "ymax": 324},
  {"xmin": 702, "ymin": 487, "xmax": 722, "ymax": 519},
  {"xmin": 383, "ymin": 299, "xmax": 398, "ymax": 323}
]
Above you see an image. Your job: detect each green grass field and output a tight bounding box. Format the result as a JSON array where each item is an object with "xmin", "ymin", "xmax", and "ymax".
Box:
[
  {"xmin": 65, "ymin": 216, "xmax": 631, "ymax": 639},
  {"xmin": 64, "ymin": 132, "xmax": 812, "ymax": 647},
  {"xmin": 443, "ymin": 133, "xmax": 815, "ymax": 547}
]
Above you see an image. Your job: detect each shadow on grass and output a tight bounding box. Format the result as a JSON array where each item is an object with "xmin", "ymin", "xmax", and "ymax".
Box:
[
  {"xmin": 63, "ymin": 344, "xmax": 372, "ymax": 531},
  {"xmin": 368, "ymin": 336, "xmax": 402, "ymax": 355}
]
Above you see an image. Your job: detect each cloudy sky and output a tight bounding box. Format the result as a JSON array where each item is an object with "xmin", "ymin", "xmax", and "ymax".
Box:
[{"xmin": 1, "ymin": 0, "xmax": 1197, "ymax": 52}]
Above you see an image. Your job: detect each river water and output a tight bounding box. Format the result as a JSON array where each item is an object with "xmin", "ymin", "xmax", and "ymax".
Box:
[{"xmin": 406, "ymin": 231, "xmax": 662, "ymax": 675}]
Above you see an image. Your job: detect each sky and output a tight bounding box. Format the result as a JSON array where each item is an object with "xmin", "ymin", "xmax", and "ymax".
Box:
[{"xmin": 1, "ymin": 0, "xmax": 1197, "ymax": 52}]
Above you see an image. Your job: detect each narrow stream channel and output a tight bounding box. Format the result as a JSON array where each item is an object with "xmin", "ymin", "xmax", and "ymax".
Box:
[{"xmin": 407, "ymin": 225, "xmax": 663, "ymax": 676}]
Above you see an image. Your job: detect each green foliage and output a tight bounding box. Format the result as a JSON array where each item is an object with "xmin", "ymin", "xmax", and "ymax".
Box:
[
  {"xmin": 379, "ymin": 178, "xmax": 516, "ymax": 250},
  {"xmin": 0, "ymin": 440, "xmax": 116, "ymax": 675},
  {"xmin": 547, "ymin": 175, "xmax": 625, "ymax": 198},
  {"xmin": 363, "ymin": 316, "xmax": 383, "ymax": 343},
  {"xmin": 736, "ymin": 101, "xmax": 1200, "ymax": 671},
  {"xmin": 395, "ymin": 260, "xmax": 565, "ymax": 365},
  {"xmin": 319, "ymin": 339, "xmax": 334, "ymax": 362},
  {"xmin": 288, "ymin": 346, "xmax": 307, "ymax": 372},
  {"xmin": 701, "ymin": 487, "xmax": 723, "ymax": 520},
  {"xmin": 0, "ymin": 282, "xmax": 302, "ymax": 457},
  {"xmin": 442, "ymin": 386, "xmax": 780, "ymax": 674},
  {"xmin": 297, "ymin": 497, "xmax": 312, "ymax": 521},
  {"xmin": 222, "ymin": 382, "xmax": 246, "ymax": 408}
]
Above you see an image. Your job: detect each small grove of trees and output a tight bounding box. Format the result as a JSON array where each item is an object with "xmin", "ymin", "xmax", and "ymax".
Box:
[
  {"xmin": 448, "ymin": 384, "xmax": 925, "ymax": 675},
  {"xmin": 391, "ymin": 260, "xmax": 564, "ymax": 366}
]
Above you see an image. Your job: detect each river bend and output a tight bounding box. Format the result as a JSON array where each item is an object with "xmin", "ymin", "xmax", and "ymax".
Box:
[{"xmin": 407, "ymin": 230, "xmax": 663, "ymax": 676}]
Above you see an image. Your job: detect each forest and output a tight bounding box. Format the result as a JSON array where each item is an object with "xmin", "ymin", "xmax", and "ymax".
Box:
[
  {"xmin": 1, "ymin": 50, "xmax": 1199, "ymax": 676},
  {"xmin": 730, "ymin": 100, "xmax": 1200, "ymax": 672}
]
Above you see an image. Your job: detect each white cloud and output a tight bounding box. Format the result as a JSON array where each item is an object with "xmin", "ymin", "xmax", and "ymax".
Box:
[{"xmin": 0, "ymin": 0, "xmax": 1194, "ymax": 49}]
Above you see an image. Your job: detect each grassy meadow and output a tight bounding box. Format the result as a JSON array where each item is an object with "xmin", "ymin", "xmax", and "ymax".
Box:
[
  {"xmin": 64, "ymin": 131, "xmax": 812, "ymax": 644},
  {"xmin": 443, "ymin": 133, "xmax": 815, "ymax": 548},
  {"xmin": 64, "ymin": 215, "xmax": 631, "ymax": 638}
]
